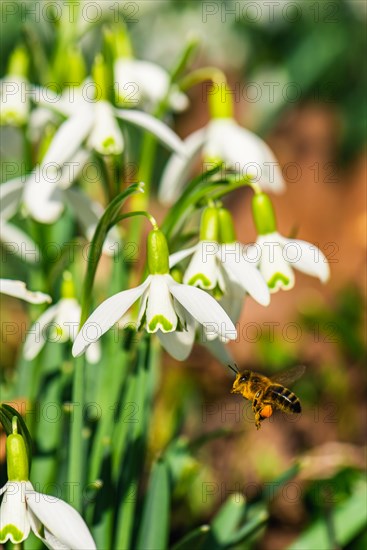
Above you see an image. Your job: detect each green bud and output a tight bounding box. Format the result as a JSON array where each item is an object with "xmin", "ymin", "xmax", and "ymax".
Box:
[
  {"xmin": 170, "ymin": 268, "xmax": 183, "ymax": 283},
  {"xmin": 200, "ymin": 207, "xmax": 219, "ymax": 241},
  {"xmin": 112, "ymin": 25, "xmax": 133, "ymax": 58},
  {"xmin": 8, "ymin": 46, "xmax": 29, "ymax": 78},
  {"xmin": 208, "ymin": 80, "xmax": 233, "ymax": 120},
  {"xmin": 61, "ymin": 272, "xmax": 75, "ymax": 299},
  {"xmin": 92, "ymin": 54, "xmax": 111, "ymax": 102},
  {"xmin": 7, "ymin": 432, "xmax": 29, "ymax": 481},
  {"xmin": 147, "ymin": 230, "xmax": 170, "ymax": 275},
  {"xmin": 218, "ymin": 208, "xmax": 236, "ymax": 243},
  {"xmin": 252, "ymin": 193, "xmax": 277, "ymax": 235},
  {"xmin": 67, "ymin": 47, "xmax": 86, "ymax": 86}
]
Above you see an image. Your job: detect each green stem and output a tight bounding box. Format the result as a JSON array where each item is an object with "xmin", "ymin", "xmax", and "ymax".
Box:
[
  {"xmin": 112, "ymin": 210, "xmax": 158, "ymax": 230},
  {"xmin": 68, "ymin": 355, "xmax": 85, "ymax": 512},
  {"xmin": 178, "ymin": 67, "xmax": 226, "ymax": 92}
]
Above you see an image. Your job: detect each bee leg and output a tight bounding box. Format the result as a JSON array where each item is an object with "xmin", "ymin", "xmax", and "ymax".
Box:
[{"xmin": 252, "ymin": 391, "xmax": 264, "ymax": 430}]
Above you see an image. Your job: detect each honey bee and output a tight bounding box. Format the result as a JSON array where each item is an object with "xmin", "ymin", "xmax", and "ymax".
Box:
[{"xmin": 229, "ymin": 364, "xmax": 305, "ymax": 429}]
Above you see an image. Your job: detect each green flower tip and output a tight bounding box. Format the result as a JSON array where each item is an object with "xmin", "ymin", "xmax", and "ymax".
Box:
[
  {"xmin": 8, "ymin": 45, "xmax": 29, "ymax": 78},
  {"xmin": 200, "ymin": 207, "xmax": 219, "ymax": 241},
  {"xmin": 7, "ymin": 425, "xmax": 29, "ymax": 481},
  {"xmin": 67, "ymin": 46, "xmax": 86, "ymax": 86},
  {"xmin": 61, "ymin": 271, "xmax": 75, "ymax": 299},
  {"xmin": 218, "ymin": 208, "xmax": 236, "ymax": 244},
  {"xmin": 208, "ymin": 77, "xmax": 233, "ymax": 120},
  {"xmin": 147, "ymin": 230, "xmax": 170, "ymax": 275},
  {"xmin": 252, "ymin": 193, "xmax": 277, "ymax": 235},
  {"xmin": 92, "ymin": 54, "xmax": 111, "ymax": 101}
]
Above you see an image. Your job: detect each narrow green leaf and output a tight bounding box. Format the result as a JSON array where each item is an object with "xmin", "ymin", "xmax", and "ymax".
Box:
[
  {"xmin": 171, "ymin": 525, "xmax": 210, "ymax": 550},
  {"xmin": 80, "ymin": 182, "xmax": 143, "ymax": 324},
  {"xmin": 210, "ymin": 493, "xmax": 247, "ymax": 545},
  {"xmin": 136, "ymin": 459, "xmax": 171, "ymax": 550},
  {"xmin": 225, "ymin": 505, "xmax": 269, "ymax": 547},
  {"xmin": 287, "ymin": 480, "xmax": 367, "ymax": 550}
]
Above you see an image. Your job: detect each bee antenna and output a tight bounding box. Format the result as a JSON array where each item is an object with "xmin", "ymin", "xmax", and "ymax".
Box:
[{"xmin": 227, "ymin": 363, "xmax": 239, "ymax": 374}]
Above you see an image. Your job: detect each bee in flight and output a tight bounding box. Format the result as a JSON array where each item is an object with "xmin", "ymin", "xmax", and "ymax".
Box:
[{"xmin": 229, "ymin": 364, "xmax": 305, "ymax": 429}]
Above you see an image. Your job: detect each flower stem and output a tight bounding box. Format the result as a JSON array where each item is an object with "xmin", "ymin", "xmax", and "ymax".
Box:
[{"xmin": 68, "ymin": 355, "xmax": 85, "ymax": 512}]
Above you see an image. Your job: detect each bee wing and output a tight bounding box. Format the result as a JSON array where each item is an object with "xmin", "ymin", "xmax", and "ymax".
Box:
[{"xmin": 270, "ymin": 365, "xmax": 306, "ymax": 386}]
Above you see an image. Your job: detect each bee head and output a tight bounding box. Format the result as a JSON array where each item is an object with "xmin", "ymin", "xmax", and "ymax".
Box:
[{"xmin": 231, "ymin": 370, "xmax": 250, "ymax": 393}]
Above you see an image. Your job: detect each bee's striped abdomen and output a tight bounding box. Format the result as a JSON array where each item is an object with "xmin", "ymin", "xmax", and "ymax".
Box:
[{"xmin": 264, "ymin": 384, "xmax": 301, "ymax": 413}]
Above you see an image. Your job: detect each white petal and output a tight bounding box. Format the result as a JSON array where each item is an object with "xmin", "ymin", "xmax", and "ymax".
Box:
[
  {"xmin": 205, "ymin": 119, "xmax": 284, "ymax": 193},
  {"xmin": 169, "ymin": 244, "xmax": 198, "ymax": 268},
  {"xmin": 23, "ymin": 303, "xmax": 60, "ymax": 360},
  {"xmin": 26, "ymin": 490, "xmax": 96, "ymax": 550},
  {"xmin": 157, "ymin": 329, "xmax": 195, "ymax": 361},
  {"xmin": 169, "ymin": 280, "xmax": 237, "ymax": 341},
  {"xmin": 86, "ymin": 341, "xmax": 101, "ymax": 364},
  {"xmin": 0, "ymin": 221, "xmax": 41, "ymax": 263},
  {"xmin": 54, "ymin": 298, "xmax": 81, "ymax": 343},
  {"xmin": 42, "ymin": 106, "xmax": 94, "ymax": 166},
  {"xmin": 88, "ymin": 100, "xmax": 124, "ymax": 155},
  {"xmin": 115, "ymin": 108, "xmax": 186, "ymax": 156},
  {"xmin": 183, "ymin": 241, "xmax": 221, "ymax": 290},
  {"xmin": 158, "ymin": 128, "xmax": 206, "ymax": 204},
  {"xmin": 0, "ymin": 177, "xmax": 23, "ymax": 218},
  {"xmin": 63, "ymin": 188, "xmax": 120, "ymax": 255},
  {"xmin": 277, "ymin": 235, "xmax": 330, "ymax": 283},
  {"xmin": 0, "ymin": 76, "xmax": 29, "ymax": 126},
  {"xmin": 0, "ymin": 482, "xmax": 30, "ymax": 544},
  {"xmin": 219, "ymin": 244, "xmax": 270, "ymax": 306},
  {"xmin": 145, "ymin": 274, "xmax": 178, "ymax": 333},
  {"xmin": 72, "ymin": 278, "xmax": 151, "ymax": 356},
  {"xmin": 23, "ymin": 167, "xmax": 64, "ymax": 224},
  {"xmin": 58, "ymin": 148, "xmax": 90, "ymax": 190},
  {"xmin": 0, "ymin": 279, "xmax": 51, "ymax": 304},
  {"xmin": 258, "ymin": 234, "xmax": 295, "ymax": 292}
]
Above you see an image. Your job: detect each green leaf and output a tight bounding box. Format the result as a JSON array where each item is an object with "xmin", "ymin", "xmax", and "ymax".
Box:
[
  {"xmin": 210, "ymin": 493, "xmax": 247, "ymax": 545},
  {"xmin": 171, "ymin": 525, "xmax": 211, "ymax": 550},
  {"xmin": 136, "ymin": 459, "xmax": 171, "ymax": 550},
  {"xmin": 287, "ymin": 480, "xmax": 367, "ymax": 549},
  {"xmin": 80, "ymin": 182, "xmax": 144, "ymax": 325},
  {"xmin": 0, "ymin": 404, "xmax": 33, "ymax": 468},
  {"xmin": 225, "ymin": 505, "xmax": 269, "ymax": 547}
]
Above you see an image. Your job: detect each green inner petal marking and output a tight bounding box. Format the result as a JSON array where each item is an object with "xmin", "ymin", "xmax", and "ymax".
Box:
[
  {"xmin": 148, "ymin": 315, "xmax": 174, "ymax": 333},
  {"xmin": 188, "ymin": 273, "xmax": 212, "ymax": 288},
  {"xmin": 0, "ymin": 525, "xmax": 25, "ymax": 543},
  {"xmin": 102, "ymin": 136, "xmax": 116, "ymax": 149},
  {"xmin": 268, "ymin": 273, "xmax": 290, "ymax": 290}
]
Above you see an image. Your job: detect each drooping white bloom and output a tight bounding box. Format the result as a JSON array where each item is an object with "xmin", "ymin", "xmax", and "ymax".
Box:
[
  {"xmin": 0, "ymin": 480, "xmax": 96, "ymax": 549},
  {"xmin": 0, "ymin": 157, "xmax": 119, "ymax": 254},
  {"xmin": 0, "ymin": 178, "xmax": 40, "ymax": 262},
  {"xmin": 159, "ymin": 117, "xmax": 285, "ymax": 204},
  {"xmin": 35, "ymin": 83, "xmax": 186, "ymax": 160},
  {"xmin": 252, "ymin": 232, "xmax": 330, "ymax": 293},
  {"xmin": 114, "ymin": 58, "xmax": 188, "ymax": 112},
  {"xmin": 0, "ymin": 75, "xmax": 29, "ymax": 126},
  {"xmin": 72, "ymin": 273, "xmax": 237, "ymax": 361},
  {"xmin": 169, "ymin": 240, "xmax": 270, "ymax": 307},
  {"xmin": 0, "ymin": 279, "xmax": 51, "ymax": 304},
  {"xmin": 24, "ymin": 297, "xmax": 100, "ymax": 363}
]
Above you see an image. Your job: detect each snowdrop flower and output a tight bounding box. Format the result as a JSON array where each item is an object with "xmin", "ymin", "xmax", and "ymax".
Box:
[
  {"xmin": 0, "ymin": 46, "xmax": 29, "ymax": 126},
  {"xmin": 34, "ymin": 63, "xmax": 186, "ymax": 162},
  {"xmin": 251, "ymin": 193, "xmax": 330, "ymax": 292},
  {"xmin": 160, "ymin": 118, "xmax": 285, "ymax": 204},
  {"xmin": 0, "ymin": 178, "xmax": 40, "ymax": 262},
  {"xmin": 159, "ymin": 85, "xmax": 284, "ymax": 204},
  {"xmin": 0, "ymin": 419, "xmax": 96, "ymax": 549},
  {"xmin": 114, "ymin": 58, "xmax": 188, "ymax": 112},
  {"xmin": 24, "ymin": 273, "xmax": 100, "ymax": 363},
  {"xmin": 73, "ymin": 229, "xmax": 237, "ymax": 361},
  {"xmin": 0, "ymin": 279, "xmax": 51, "ymax": 304},
  {"xmin": 169, "ymin": 207, "xmax": 270, "ymax": 307},
  {"xmin": 1, "ymin": 155, "xmax": 119, "ymax": 254}
]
